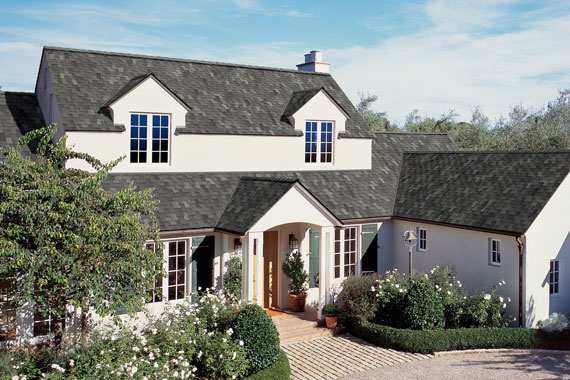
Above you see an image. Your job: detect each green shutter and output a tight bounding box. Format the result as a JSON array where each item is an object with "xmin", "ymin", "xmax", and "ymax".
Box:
[
  {"xmin": 361, "ymin": 224, "xmax": 378, "ymax": 273},
  {"xmin": 191, "ymin": 237, "xmax": 204, "ymax": 295},
  {"xmin": 309, "ymin": 229, "xmax": 320, "ymax": 288}
]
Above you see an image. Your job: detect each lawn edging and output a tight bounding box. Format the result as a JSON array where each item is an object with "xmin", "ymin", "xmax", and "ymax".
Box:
[
  {"xmin": 349, "ymin": 321, "xmax": 570, "ymax": 354},
  {"xmin": 243, "ymin": 349, "xmax": 291, "ymax": 380}
]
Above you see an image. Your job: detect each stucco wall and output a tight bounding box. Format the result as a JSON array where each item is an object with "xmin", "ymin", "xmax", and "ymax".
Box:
[
  {"xmin": 63, "ymin": 85, "xmax": 371, "ymax": 173},
  {"xmin": 36, "ymin": 56, "xmax": 64, "ymax": 140},
  {"xmin": 391, "ymin": 220, "xmax": 519, "ymax": 322},
  {"xmin": 524, "ymin": 173, "xmax": 570, "ymax": 327}
]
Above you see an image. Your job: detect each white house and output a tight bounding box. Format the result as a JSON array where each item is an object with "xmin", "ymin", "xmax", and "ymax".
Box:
[{"xmin": 0, "ymin": 47, "xmax": 568, "ymax": 347}]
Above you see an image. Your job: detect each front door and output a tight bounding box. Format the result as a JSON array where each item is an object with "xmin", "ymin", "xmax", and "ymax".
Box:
[
  {"xmin": 263, "ymin": 231, "xmax": 279, "ymax": 308},
  {"xmin": 361, "ymin": 224, "xmax": 378, "ymax": 273},
  {"xmin": 191, "ymin": 236, "xmax": 215, "ymax": 294}
]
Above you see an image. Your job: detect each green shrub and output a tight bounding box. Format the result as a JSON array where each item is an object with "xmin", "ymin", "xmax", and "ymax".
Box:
[
  {"xmin": 401, "ymin": 278, "xmax": 445, "ymax": 330},
  {"xmin": 338, "ymin": 272, "xmax": 381, "ymax": 323},
  {"xmin": 224, "ymin": 254, "xmax": 243, "ymax": 300},
  {"xmin": 461, "ymin": 287, "xmax": 508, "ymax": 328},
  {"xmin": 322, "ymin": 303, "xmax": 338, "ymax": 317},
  {"xmin": 282, "ymin": 250, "xmax": 309, "ymax": 295},
  {"xmin": 350, "ymin": 321, "xmax": 538, "ymax": 354},
  {"xmin": 232, "ymin": 304, "xmax": 281, "ymax": 376},
  {"xmin": 427, "ymin": 266, "xmax": 466, "ymax": 328},
  {"xmin": 372, "ymin": 270, "xmax": 407, "ymax": 326},
  {"xmin": 244, "ymin": 350, "xmax": 291, "ymax": 380}
]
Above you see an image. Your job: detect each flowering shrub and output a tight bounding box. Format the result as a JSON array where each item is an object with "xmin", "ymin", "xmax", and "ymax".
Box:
[
  {"xmin": 365, "ymin": 266, "xmax": 511, "ymax": 330},
  {"xmin": 338, "ymin": 273, "xmax": 381, "ymax": 323},
  {"xmin": 1, "ymin": 289, "xmax": 280, "ymax": 380}
]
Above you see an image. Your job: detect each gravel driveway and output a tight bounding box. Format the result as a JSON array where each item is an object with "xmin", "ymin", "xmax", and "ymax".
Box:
[{"xmin": 339, "ymin": 350, "xmax": 570, "ymax": 380}]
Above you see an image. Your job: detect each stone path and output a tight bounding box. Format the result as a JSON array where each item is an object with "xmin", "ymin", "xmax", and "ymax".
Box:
[{"xmin": 282, "ymin": 334, "xmax": 433, "ymax": 380}]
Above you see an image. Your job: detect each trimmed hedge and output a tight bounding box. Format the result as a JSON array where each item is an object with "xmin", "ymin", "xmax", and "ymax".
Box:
[
  {"xmin": 350, "ymin": 321, "xmax": 570, "ymax": 354},
  {"xmin": 244, "ymin": 350, "xmax": 291, "ymax": 380}
]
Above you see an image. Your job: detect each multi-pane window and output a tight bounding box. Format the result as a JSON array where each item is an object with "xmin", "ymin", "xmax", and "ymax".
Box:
[
  {"xmin": 0, "ymin": 278, "xmax": 16, "ymax": 341},
  {"xmin": 33, "ymin": 309, "xmax": 65, "ymax": 337},
  {"xmin": 168, "ymin": 240, "xmax": 186, "ymax": 301},
  {"xmin": 334, "ymin": 229, "xmax": 342, "ymax": 278},
  {"xmin": 305, "ymin": 121, "xmax": 317, "ymax": 163},
  {"xmin": 130, "ymin": 114, "xmax": 148, "ymax": 163},
  {"xmin": 334, "ymin": 227, "xmax": 358, "ymax": 278},
  {"xmin": 152, "ymin": 115, "xmax": 169, "ymax": 163},
  {"xmin": 418, "ymin": 228, "xmax": 427, "ymax": 251},
  {"xmin": 130, "ymin": 113, "xmax": 170, "ymax": 164},
  {"xmin": 490, "ymin": 239, "xmax": 501, "ymax": 265},
  {"xmin": 305, "ymin": 121, "xmax": 334, "ymax": 163},
  {"xmin": 344, "ymin": 227, "xmax": 357, "ymax": 277},
  {"xmin": 320, "ymin": 122, "xmax": 333, "ymax": 162},
  {"xmin": 550, "ymin": 259, "xmax": 560, "ymax": 295},
  {"xmin": 147, "ymin": 243, "xmax": 163, "ymax": 303}
]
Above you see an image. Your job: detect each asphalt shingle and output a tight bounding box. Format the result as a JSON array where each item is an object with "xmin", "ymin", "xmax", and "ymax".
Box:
[{"xmin": 0, "ymin": 91, "xmax": 46, "ymax": 156}]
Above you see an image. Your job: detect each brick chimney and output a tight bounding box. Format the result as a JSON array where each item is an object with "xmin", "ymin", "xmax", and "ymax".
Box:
[{"xmin": 297, "ymin": 50, "xmax": 330, "ymax": 73}]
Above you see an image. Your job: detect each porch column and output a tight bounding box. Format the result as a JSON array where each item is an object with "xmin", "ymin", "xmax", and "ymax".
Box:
[
  {"xmin": 319, "ymin": 226, "xmax": 334, "ymax": 319},
  {"xmin": 241, "ymin": 237, "xmax": 250, "ymax": 302},
  {"xmin": 245, "ymin": 234, "xmax": 254, "ymax": 302},
  {"xmin": 253, "ymin": 232, "xmax": 264, "ymax": 307}
]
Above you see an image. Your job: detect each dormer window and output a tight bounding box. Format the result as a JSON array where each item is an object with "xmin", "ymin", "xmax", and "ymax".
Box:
[
  {"xmin": 130, "ymin": 113, "xmax": 170, "ymax": 164},
  {"xmin": 305, "ymin": 121, "xmax": 333, "ymax": 163}
]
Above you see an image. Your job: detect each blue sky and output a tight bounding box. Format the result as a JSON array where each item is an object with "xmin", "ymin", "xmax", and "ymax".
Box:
[{"xmin": 1, "ymin": 0, "xmax": 570, "ymax": 124}]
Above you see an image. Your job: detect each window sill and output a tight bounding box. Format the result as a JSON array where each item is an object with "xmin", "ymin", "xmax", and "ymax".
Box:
[{"xmin": 488, "ymin": 262, "xmax": 501, "ymax": 267}]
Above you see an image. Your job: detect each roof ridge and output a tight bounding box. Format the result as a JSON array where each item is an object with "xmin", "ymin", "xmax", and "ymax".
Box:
[
  {"xmin": 1, "ymin": 91, "xmax": 35, "ymax": 95},
  {"xmin": 43, "ymin": 46, "xmax": 331, "ymax": 76},
  {"xmin": 240, "ymin": 176, "xmax": 298, "ymax": 183},
  {"xmin": 373, "ymin": 131, "xmax": 449, "ymax": 136}
]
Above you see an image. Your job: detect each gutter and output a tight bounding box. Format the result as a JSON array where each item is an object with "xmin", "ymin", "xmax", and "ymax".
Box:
[{"xmin": 516, "ymin": 235, "xmax": 525, "ymax": 328}]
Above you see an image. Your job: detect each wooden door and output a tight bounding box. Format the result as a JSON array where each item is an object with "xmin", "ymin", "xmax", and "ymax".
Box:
[
  {"xmin": 309, "ymin": 229, "xmax": 320, "ymax": 288},
  {"xmin": 263, "ymin": 231, "xmax": 279, "ymax": 308},
  {"xmin": 191, "ymin": 236, "xmax": 215, "ymax": 294}
]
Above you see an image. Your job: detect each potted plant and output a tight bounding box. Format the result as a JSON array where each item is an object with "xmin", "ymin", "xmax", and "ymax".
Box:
[
  {"xmin": 282, "ymin": 250, "xmax": 309, "ymax": 312},
  {"xmin": 322, "ymin": 303, "xmax": 339, "ymax": 329}
]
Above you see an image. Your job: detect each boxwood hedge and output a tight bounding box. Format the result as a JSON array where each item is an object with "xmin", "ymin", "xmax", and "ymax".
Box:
[
  {"xmin": 350, "ymin": 321, "xmax": 570, "ymax": 354},
  {"xmin": 244, "ymin": 350, "xmax": 291, "ymax": 380}
]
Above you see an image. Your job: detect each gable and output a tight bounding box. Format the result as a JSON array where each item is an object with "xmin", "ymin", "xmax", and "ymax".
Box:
[{"xmin": 286, "ymin": 89, "xmax": 349, "ymax": 133}]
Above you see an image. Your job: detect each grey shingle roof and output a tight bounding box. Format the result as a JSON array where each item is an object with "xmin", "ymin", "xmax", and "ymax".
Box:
[
  {"xmin": 393, "ymin": 151, "xmax": 570, "ymax": 234},
  {"xmin": 43, "ymin": 46, "xmax": 371, "ymax": 137},
  {"xmin": 104, "ymin": 132, "xmax": 458, "ymax": 232},
  {"xmin": 0, "ymin": 91, "xmax": 46, "ymax": 156},
  {"xmin": 216, "ymin": 177, "xmax": 297, "ymax": 235}
]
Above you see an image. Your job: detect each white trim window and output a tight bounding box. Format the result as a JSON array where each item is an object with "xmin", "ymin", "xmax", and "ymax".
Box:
[
  {"xmin": 489, "ymin": 239, "xmax": 501, "ymax": 266},
  {"xmin": 549, "ymin": 259, "xmax": 560, "ymax": 295},
  {"xmin": 334, "ymin": 226, "xmax": 358, "ymax": 278},
  {"xmin": 168, "ymin": 240, "xmax": 186, "ymax": 301},
  {"xmin": 305, "ymin": 121, "xmax": 333, "ymax": 163},
  {"xmin": 0, "ymin": 278, "xmax": 16, "ymax": 341},
  {"xmin": 146, "ymin": 243, "xmax": 163, "ymax": 303},
  {"xmin": 417, "ymin": 228, "xmax": 427, "ymax": 251},
  {"xmin": 130, "ymin": 113, "xmax": 170, "ymax": 164}
]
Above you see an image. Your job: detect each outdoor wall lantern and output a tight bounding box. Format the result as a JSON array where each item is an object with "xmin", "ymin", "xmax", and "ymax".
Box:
[
  {"xmin": 289, "ymin": 234, "xmax": 298, "ymax": 251},
  {"xmin": 402, "ymin": 230, "xmax": 418, "ymax": 275},
  {"xmin": 234, "ymin": 238, "xmax": 243, "ymax": 255}
]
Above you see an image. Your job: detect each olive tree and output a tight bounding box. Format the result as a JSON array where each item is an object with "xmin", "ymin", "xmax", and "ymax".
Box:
[{"xmin": 0, "ymin": 125, "xmax": 163, "ymax": 348}]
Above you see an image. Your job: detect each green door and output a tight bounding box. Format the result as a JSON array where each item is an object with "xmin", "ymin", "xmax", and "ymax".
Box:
[
  {"xmin": 309, "ymin": 229, "xmax": 320, "ymax": 288},
  {"xmin": 191, "ymin": 236, "xmax": 215, "ymax": 295},
  {"xmin": 361, "ymin": 224, "xmax": 378, "ymax": 273}
]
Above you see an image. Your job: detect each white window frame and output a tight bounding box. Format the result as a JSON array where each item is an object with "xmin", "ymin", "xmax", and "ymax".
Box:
[
  {"xmin": 305, "ymin": 120, "xmax": 334, "ymax": 164},
  {"xmin": 130, "ymin": 112, "xmax": 171, "ymax": 165},
  {"xmin": 333, "ymin": 226, "xmax": 359, "ymax": 279},
  {"xmin": 417, "ymin": 228, "xmax": 427, "ymax": 252},
  {"xmin": 549, "ymin": 259, "xmax": 561, "ymax": 295},
  {"xmin": 167, "ymin": 240, "xmax": 187, "ymax": 301},
  {"xmin": 489, "ymin": 238, "xmax": 501, "ymax": 266},
  {"xmin": 146, "ymin": 243, "xmax": 163, "ymax": 303}
]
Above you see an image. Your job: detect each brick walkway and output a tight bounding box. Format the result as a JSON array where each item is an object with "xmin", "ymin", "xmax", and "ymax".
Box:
[{"xmin": 282, "ymin": 334, "xmax": 433, "ymax": 380}]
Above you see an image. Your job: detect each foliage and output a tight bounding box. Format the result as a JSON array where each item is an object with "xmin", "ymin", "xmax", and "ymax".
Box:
[
  {"xmin": 243, "ymin": 350, "xmax": 291, "ymax": 380},
  {"xmin": 460, "ymin": 284, "xmax": 509, "ymax": 328},
  {"xmin": 1, "ymin": 289, "xmax": 266, "ymax": 380},
  {"xmin": 358, "ymin": 89, "xmax": 570, "ymax": 151},
  {"xmin": 401, "ymin": 277, "xmax": 445, "ymax": 330},
  {"xmin": 0, "ymin": 125, "xmax": 163, "ymax": 346},
  {"xmin": 224, "ymin": 254, "xmax": 243, "ymax": 300},
  {"xmin": 349, "ymin": 321, "xmax": 556, "ymax": 354},
  {"xmin": 356, "ymin": 93, "xmax": 396, "ymax": 131},
  {"xmin": 537, "ymin": 313, "xmax": 570, "ymax": 333},
  {"xmin": 322, "ymin": 303, "xmax": 338, "ymax": 318},
  {"xmin": 427, "ymin": 266, "xmax": 466, "ymax": 328},
  {"xmin": 371, "ymin": 270, "xmax": 407, "ymax": 327},
  {"xmin": 337, "ymin": 273, "xmax": 381, "ymax": 324},
  {"xmin": 232, "ymin": 304, "xmax": 281, "ymax": 377},
  {"xmin": 281, "ymin": 250, "xmax": 309, "ymax": 295}
]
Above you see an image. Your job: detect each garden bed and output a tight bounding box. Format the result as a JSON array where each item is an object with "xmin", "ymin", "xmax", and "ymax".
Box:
[
  {"xmin": 244, "ymin": 350, "xmax": 290, "ymax": 380},
  {"xmin": 349, "ymin": 321, "xmax": 570, "ymax": 354}
]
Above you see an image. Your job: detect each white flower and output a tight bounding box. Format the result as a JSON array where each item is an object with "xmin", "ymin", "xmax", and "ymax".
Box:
[
  {"xmin": 371, "ymin": 286, "xmax": 375, "ymax": 292},
  {"xmin": 69, "ymin": 359, "xmax": 74, "ymax": 367},
  {"xmin": 219, "ymin": 354, "xmax": 224, "ymax": 359},
  {"xmin": 484, "ymin": 294, "xmax": 491, "ymax": 300},
  {"xmin": 447, "ymin": 291, "xmax": 451, "ymax": 295},
  {"xmin": 239, "ymin": 340, "xmax": 244, "ymax": 346},
  {"xmin": 226, "ymin": 328, "xmax": 233, "ymax": 336},
  {"xmin": 499, "ymin": 297, "xmax": 504, "ymax": 303},
  {"xmin": 508, "ymin": 297, "xmax": 511, "ymax": 302},
  {"xmin": 502, "ymin": 303, "xmax": 507, "ymax": 309},
  {"xmin": 51, "ymin": 364, "xmax": 65, "ymax": 373},
  {"xmin": 197, "ymin": 350, "xmax": 203, "ymax": 358},
  {"xmin": 232, "ymin": 352, "xmax": 237, "ymax": 360},
  {"xmin": 395, "ymin": 284, "xmax": 400, "ymax": 289},
  {"xmin": 133, "ymin": 346, "xmax": 140, "ymax": 352}
]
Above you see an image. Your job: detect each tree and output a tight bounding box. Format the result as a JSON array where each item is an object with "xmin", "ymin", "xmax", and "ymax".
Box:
[
  {"xmin": 0, "ymin": 125, "xmax": 163, "ymax": 348},
  {"xmin": 356, "ymin": 93, "xmax": 397, "ymax": 131}
]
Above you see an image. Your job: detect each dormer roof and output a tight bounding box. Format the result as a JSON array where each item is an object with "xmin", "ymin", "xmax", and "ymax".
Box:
[{"xmin": 281, "ymin": 87, "xmax": 350, "ymax": 120}]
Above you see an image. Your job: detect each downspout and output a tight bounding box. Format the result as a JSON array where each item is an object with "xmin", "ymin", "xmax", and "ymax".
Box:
[{"xmin": 516, "ymin": 235, "xmax": 525, "ymax": 328}]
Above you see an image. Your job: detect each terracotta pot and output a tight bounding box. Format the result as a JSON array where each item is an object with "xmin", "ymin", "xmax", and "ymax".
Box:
[
  {"xmin": 288, "ymin": 293, "xmax": 307, "ymax": 312},
  {"xmin": 325, "ymin": 316, "xmax": 338, "ymax": 329}
]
